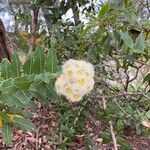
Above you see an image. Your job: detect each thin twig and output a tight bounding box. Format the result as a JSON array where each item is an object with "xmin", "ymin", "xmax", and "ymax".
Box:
[
  {"xmin": 95, "ymin": 92, "xmax": 147, "ymax": 100},
  {"xmin": 133, "ymin": 59, "xmax": 150, "ymax": 67},
  {"xmin": 102, "ymin": 96, "xmax": 118, "ymax": 150},
  {"xmin": 109, "ymin": 121, "xmax": 118, "ymax": 150}
]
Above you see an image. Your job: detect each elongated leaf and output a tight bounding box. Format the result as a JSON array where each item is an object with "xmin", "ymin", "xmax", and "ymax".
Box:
[
  {"xmin": 0, "ymin": 59, "xmax": 11, "ymax": 79},
  {"xmin": 45, "ymin": 47, "xmax": 58, "ymax": 74},
  {"xmin": 33, "ymin": 46, "xmax": 45, "ymax": 74},
  {"xmin": 45, "ymin": 85, "xmax": 60, "ymax": 100},
  {"xmin": 117, "ymin": 137, "xmax": 131, "ymax": 150},
  {"xmin": 23, "ymin": 52, "xmax": 34, "ymax": 74},
  {"xmin": 1, "ymin": 79, "xmax": 17, "ymax": 94},
  {"xmin": 11, "ymin": 52, "xmax": 21, "ymax": 77},
  {"xmin": 1, "ymin": 93, "xmax": 22, "ymax": 107},
  {"xmin": 98, "ymin": 3, "xmax": 110, "ymax": 18},
  {"xmin": 0, "ymin": 94, "xmax": 14, "ymax": 107},
  {"xmin": 13, "ymin": 118, "xmax": 36, "ymax": 131},
  {"xmin": 120, "ymin": 32, "xmax": 133, "ymax": 49},
  {"xmin": 100, "ymin": 131, "xmax": 111, "ymax": 144},
  {"xmin": 143, "ymin": 73, "xmax": 150, "ymax": 83},
  {"xmin": 146, "ymin": 110, "xmax": 150, "ymax": 119},
  {"xmin": 0, "ymin": 116, "xmax": 2, "ymax": 127},
  {"xmin": 30, "ymin": 74, "xmax": 44, "ymax": 91},
  {"xmin": 134, "ymin": 33, "xmax": 145, "ymax": 53},
  {"xmin": 14, "ymin": 90, "xmax": 33, "ymax": 105},
  {"xmin": 14, "ymin": 75, "xmax": 34, "ymax": 90},
  {"xmin": 2, "ymin": 124, "xmax": 13, "ymax": 146},
  {"xmin": 80, "ymin": 22, "xmax": 98, "ymax": 37}
]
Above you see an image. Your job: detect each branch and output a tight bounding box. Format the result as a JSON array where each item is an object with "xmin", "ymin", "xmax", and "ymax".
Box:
[
  {"xmin": 93, "ymin": 92, "xmax": 149, "ymax": 100},
  {"xmin": 109, "ymin": 121, "xmax": 118, "ymax": 150},
  {"xmin": 102, "ymin": 97, "xmax": 118, "ymax": 150},
  {"xmin": 133, "ymin": 59, "xmax": 150, "ymax": 67}
]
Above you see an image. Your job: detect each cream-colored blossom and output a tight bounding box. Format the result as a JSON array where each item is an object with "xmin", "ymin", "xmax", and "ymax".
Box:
[
  {"xmin": 55, "ymin": 74, "xmax": 68, "ymax": 95},
  {"xmin": 55, "ymin": 59, "xmax": 95, "ymax": 102},
  {"xmin": 66, "ymin": 93, "xmax": 83, "ymax": 102}
]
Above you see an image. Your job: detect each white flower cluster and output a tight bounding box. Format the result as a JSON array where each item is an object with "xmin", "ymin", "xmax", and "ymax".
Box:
[{"xmin": 55, "ymin": 59, "xmax": 95, "ymax": 102}]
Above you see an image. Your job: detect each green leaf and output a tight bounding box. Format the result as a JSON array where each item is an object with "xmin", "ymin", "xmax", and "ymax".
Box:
[
  {"xmin": 120, "ymin": 32, "xmax": 134, "ymax": 49},
  {"xmin": 2, "ymin": 124, "xmax": 13, "ymax": 146},
  {"xmin": 143, "ymin": 73, "xmax": 150, "ymax": 83},
  {"xmin": 1, "ymin": 93, "xmax": 22, "ymax": 107},
  {"xmin": 14, "ymin": 90, "xmax": 33, "ymax": 105},
  {"xmin": 1, "ymin": 79, "xmax": 17, "ymax": 94},
  {"xmin": 116, "ymin": 119, "xmax": 124, "ymax": 133},
  {"xmin": 98, "ymin": 3, "xmax": 110, "ymax": 18},
  {"xmin": 85, "ymin": 135, "xmax": 96, "ymax": 148},
  {"xmin": 117, "ymin": 137, "xmax": 131, "ymax": 150},
  {"xmin": 0, "ymin": 59, "xmax": 11, "ymax": 79},
  {"xmin": 14, "ymin": 75, "xmax": 34, "ymax": 90},
  {"xmin": 146, "ymin": 110, "xmax": 150, "ymax": 119},
  {"xmin": 45, "ymin": 47, "xmax": 58, "ymax": 74},
  {"xmin": 134, "ymin": 33, "xmax": 145, "ymax": 53},
  {"xmin": 80, "ymin": 22, "xmax": 98, "ymax": 37},
  {"xmin": 13, "ymin": 117, "xmax": 36, "ymax": 131},
  {"xmin": 9, "ymin": 108, "xmax": 33, "ymax": 119},
  {"xmin": 30, "ymin": 73, "xmax": 44, "ymax": 90},
  {"xmin": 99, "ymin": 131, "xmax": 111, "ymax": 144},
  {"xmin": 33, "ymin": 46, "xmax": 45, "ymax": 74},
  {"xmin": 123, "ymin": 9, "xmax": 137, "ymax": 24},
  {"xmin": 23, "ymin": 52, "xmax": 34, "ymax": 74},
  {"xmin": 11, "ymin": 52, "xmax": 21, "ymax": 77}
]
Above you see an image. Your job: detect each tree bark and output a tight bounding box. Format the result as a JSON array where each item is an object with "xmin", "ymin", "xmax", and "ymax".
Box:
[
  {"xmin": 0, "ymin": 18, "xmax": 13, "ymax": 62},
  {"xmin": 30, "ymin": 6, "xmax": 39, "ymax": 51},
  {"xmin": 71, "ymin": 1, "xmax": 80, "ymax": 26}
]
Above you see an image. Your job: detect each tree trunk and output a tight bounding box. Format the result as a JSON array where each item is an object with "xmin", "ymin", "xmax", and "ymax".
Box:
[
  {"xmin": 30, "ymin": 6, "xmax": 39, "ymax": 51},
  {"xmin": 71, "ymin": 1, "xmax": 80, "ymax": 26},
  {"xmin": 0, "ymin": 18, "xmax": 13, "ymax": 62}
]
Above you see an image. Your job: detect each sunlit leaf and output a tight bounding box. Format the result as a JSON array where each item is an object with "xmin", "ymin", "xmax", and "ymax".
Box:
[{"xmin": 98, "ymin": 3, "xmax": 110, "ymax": 18}]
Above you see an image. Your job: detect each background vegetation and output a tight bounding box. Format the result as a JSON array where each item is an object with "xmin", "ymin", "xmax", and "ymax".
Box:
[{"xmin": 0, "ymin": 0, "xmax": 150, "ymax": 149}]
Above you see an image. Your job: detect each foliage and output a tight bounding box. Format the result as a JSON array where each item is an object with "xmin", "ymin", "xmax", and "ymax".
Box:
[
  {"xmin": 0, "ymin": 0, "xmax": 150, "ymax": 149},
  {"xmin": 0, "ymin": 46, "xmax": 59, "ymax": 145}
]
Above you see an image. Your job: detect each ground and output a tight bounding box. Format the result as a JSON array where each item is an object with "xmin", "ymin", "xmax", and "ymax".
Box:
[{"xmin": 0, "ymin": 101, "xmax": 150, "ymax": 150}]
